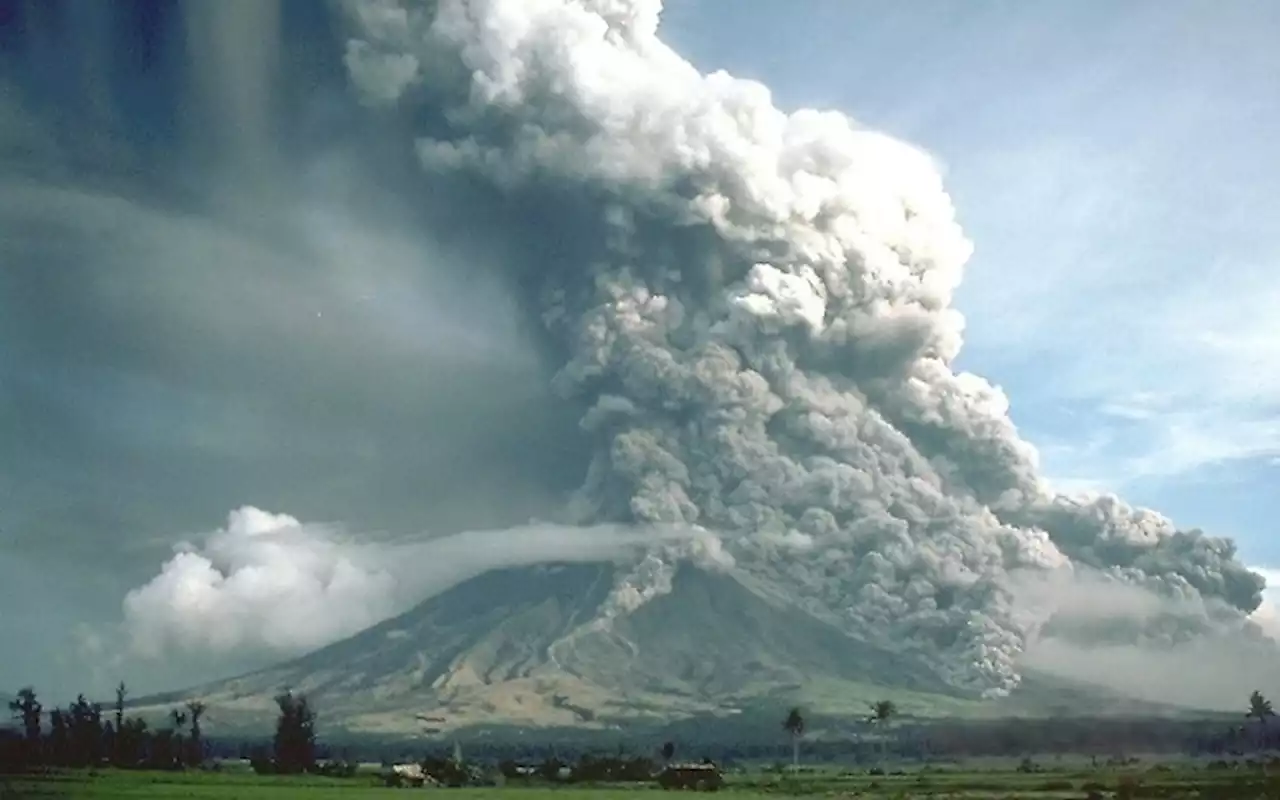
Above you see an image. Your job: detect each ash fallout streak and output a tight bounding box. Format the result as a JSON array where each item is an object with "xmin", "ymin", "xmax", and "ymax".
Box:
[{"xmin": 334, "ymin": 0, "xmax": 1264, "ymax": 696}]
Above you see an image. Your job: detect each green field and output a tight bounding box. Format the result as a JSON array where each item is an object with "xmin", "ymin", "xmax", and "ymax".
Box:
[{"xmin": 7, "ymin": 763, "xmax": 1280, "ymax": 799}]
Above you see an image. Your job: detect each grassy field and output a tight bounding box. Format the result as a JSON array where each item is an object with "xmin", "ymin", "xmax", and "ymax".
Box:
[{"xmin": 6, "ymin": 762, "xmax": 1280, "ymax": 799}]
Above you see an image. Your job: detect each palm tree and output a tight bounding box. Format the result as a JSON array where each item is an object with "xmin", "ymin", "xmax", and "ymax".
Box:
[
  {"xmin": 1247, "ymin": 690, "xmax": 1275, "ymax": 754},
  {"xmin": 867, "ymin": 700, "xmax": 897, "ymax": 770},
  {"xmin": 782, "ymin": 707, "xmax": 805, "ymax": 770}
]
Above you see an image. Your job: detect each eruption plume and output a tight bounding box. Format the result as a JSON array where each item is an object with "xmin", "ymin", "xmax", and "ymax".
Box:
[{"xmin": 330, "ymin": 0, "xmax": 1261, "ymax": 695}]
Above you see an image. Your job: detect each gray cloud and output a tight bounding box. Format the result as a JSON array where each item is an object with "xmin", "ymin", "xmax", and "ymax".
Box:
[
  {"xmin": 1008, "ymin": 567, "xmax": 1280, "ymax": 708},
  {"xmin": 332, "ymin": 0, "xmax": 1268, "ymax": 695},
  {"xmin": 0, "ymin": 174, "xmax": 585, "ymax": 553},
  {"xmin": 0, "ymin": 2, "xmax": 590, "ymax": 694},
  {"xmin": 1025, "ymin": 637, "xmax": 1279, "ymax": 710}
]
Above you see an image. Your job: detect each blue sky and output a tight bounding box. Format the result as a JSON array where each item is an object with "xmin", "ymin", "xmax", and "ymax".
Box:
[{"xmin": 662, "ymin": 0, "xmax": 1280, "ymax": 564}]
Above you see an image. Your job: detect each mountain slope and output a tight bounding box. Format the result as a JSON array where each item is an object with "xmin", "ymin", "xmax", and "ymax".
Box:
[
  {"xmin": 136, "ymin": 563, "xmax": 1215, "ymax": 737},
  {"xmin": 152, "ymin": 563, "xmax": 968, "ymax": 734}
]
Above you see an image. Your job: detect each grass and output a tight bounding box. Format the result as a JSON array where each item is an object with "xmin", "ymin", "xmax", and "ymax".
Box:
[{"xmin": 8, "ymin": 761, "xmax": 1280, "ymax": 799}]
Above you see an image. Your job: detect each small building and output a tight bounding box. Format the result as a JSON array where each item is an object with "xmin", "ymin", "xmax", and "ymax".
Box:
[{"xmin": 656, "ymin": 762, "xmax": 724, "ymax": 791}]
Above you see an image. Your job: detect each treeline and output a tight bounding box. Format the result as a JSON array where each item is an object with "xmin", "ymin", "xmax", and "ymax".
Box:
[
  {"xmin": 1, "ymin": 684, "xmax": 318, "ymax": 775},
  {"xmin": 269, "ymin": 716, "xmax": 1264, "ymax": 768},
  {"xmin": 5, "ymin": 681, "xmax": 1275, "ymax": 773},
  {"xmin": 328, "ymin": 715, "xmax": 1269, "ymax": 767},
  {"xmin": 904, "ymin": 716, "xmax": 1272, "ymax": 761},
  {"xmin": 1, "ymin": 683, "xmax": 198, "ymax": 772}
]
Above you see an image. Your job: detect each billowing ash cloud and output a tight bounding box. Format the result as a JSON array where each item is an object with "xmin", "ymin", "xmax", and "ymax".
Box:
[
  {"xmin": 1015, "ymin": 570, "xmax": 1280, "ymax": 709},
  {"xmin": 331, "ymin": 0, "xmax": 1266, "ymax": 695},
  {"xmin": 122, "ymin": 505, "xmax": 705, "ymax": 660}
]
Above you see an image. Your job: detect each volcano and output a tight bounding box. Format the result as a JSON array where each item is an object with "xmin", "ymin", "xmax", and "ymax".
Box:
[
  {"xmin": 74, "ymin": 0, "xmax": 1271, "ymax": 734},
  {"xmin": 154, "ymin": 563, "xmax": 949, "ymax": 734},
  {"xmin": 140, "ymin": 563, "xmax": 1197, "ymax": 736}
]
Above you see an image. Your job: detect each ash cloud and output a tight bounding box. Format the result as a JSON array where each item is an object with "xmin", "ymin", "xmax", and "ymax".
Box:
[
  {"xmin": 1016, "ymin": 568, "xmax": 1280, "ymax": 708},
  {"xmin": 332, "ymin": 0, "xmax": 1267, "ymax": 695},
  {"xmin": 1024, "ymin": 636, "xmax": 1280, "ymax": 711}
]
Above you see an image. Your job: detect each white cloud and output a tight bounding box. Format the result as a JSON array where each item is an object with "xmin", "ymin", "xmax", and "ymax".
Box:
[
  {"xmin": 122, "ymin": 507, "xmax": 399, "ymax": 658},
  {"xmin": 118, "ymin": 506, "xmax": 711, "ymax": 664}
]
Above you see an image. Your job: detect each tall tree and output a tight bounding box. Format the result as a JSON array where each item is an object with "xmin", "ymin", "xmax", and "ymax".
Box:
[
  {"xmin": 114, "ymin": 682, "xmax": 127, "ymax": 735},
  {"xmin": 48, "ymin": 708, "xmax": 69, "ymax": 766},
  {"xmin": 782, "ymin": 707, "xmax": 805, "ymax": 769},
  {"xmin": 111, "ymin": 682, "xmax": 127, "ymax": 765},
  {"xmin": 67, "ymin": 694, "xmax": 103, "ymax": 767},
  {"xmin": 116, "ymin": 717, "xmax": 149, "ymax": 768},
  {"xmin": 1248, "ymin": 690, "xmax": 1275, "ymax": 753},
  {"xmin": 661, "ymin": 741, "xmax": 675, "ymax": 765},
  {"xmin": 867, "ymin": 700, "xmax": 898, "ymax": 770},
  {"xmin": 8, "ymin": 687, "xmax": 42, "ymax": 763},
  {"xmin": 185, "ymin": 700, "xmax": 206, "ymax": 766},
  {"xmin": 150, "ymin": 728, "xmax": 176, "ymax": 770},
  {"xmin": 169, "ymin": 708, "xmax": 188, "ymax": 767},
  {"xmin": 8, "ymin": 687, "xmax": 41, "ymax": 743},
  {"xmin": 101, "ymin": 720, "xmax": 116, "ymax": 766},
  {"xmin": 273, "ymin": 690, "xmax": 316, "ymax": 774}
]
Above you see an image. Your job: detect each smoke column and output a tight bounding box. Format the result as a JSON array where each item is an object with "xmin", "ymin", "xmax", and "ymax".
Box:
[{"xmin": 328, "ymin": 0, "xmax": 1266, "ymax": 696}]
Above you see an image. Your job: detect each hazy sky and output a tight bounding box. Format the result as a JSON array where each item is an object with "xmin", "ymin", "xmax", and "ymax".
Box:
[{"xmin": 1, "ymin": 0, "xmax": 1277, "ymax": 698}]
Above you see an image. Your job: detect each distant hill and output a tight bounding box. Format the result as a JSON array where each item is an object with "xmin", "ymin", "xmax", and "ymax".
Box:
[{"xmin": 132, "ymin": 563, "xmax": 1219, "ymax": 737}]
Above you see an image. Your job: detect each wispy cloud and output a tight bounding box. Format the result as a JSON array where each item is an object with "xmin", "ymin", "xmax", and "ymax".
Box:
[
  {"xmin": 966, "ymin": 242, "xmax": 1280, "ymax": 490},
  {"xmin": 949, "ymin": 103, "xmax": 1280, "ymax": 491}
]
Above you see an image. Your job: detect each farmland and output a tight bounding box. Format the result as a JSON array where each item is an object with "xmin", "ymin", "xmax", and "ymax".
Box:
[{"xmin": 7, "ymin": 760, "xmax": 1280, "ymax": 799}]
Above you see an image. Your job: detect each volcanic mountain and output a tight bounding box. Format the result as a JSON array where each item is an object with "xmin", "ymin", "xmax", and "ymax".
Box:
[
  {"xmin": 102, "ymin": 0, "xmax": 1273, "ymax": 736},
  {"xmin": 140, "ymin": 563, "xmax": 1195, "ymax": 736},
  {"xmin": 149, "ymin": 563, "xmax": 936, "ymax": 733}
]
